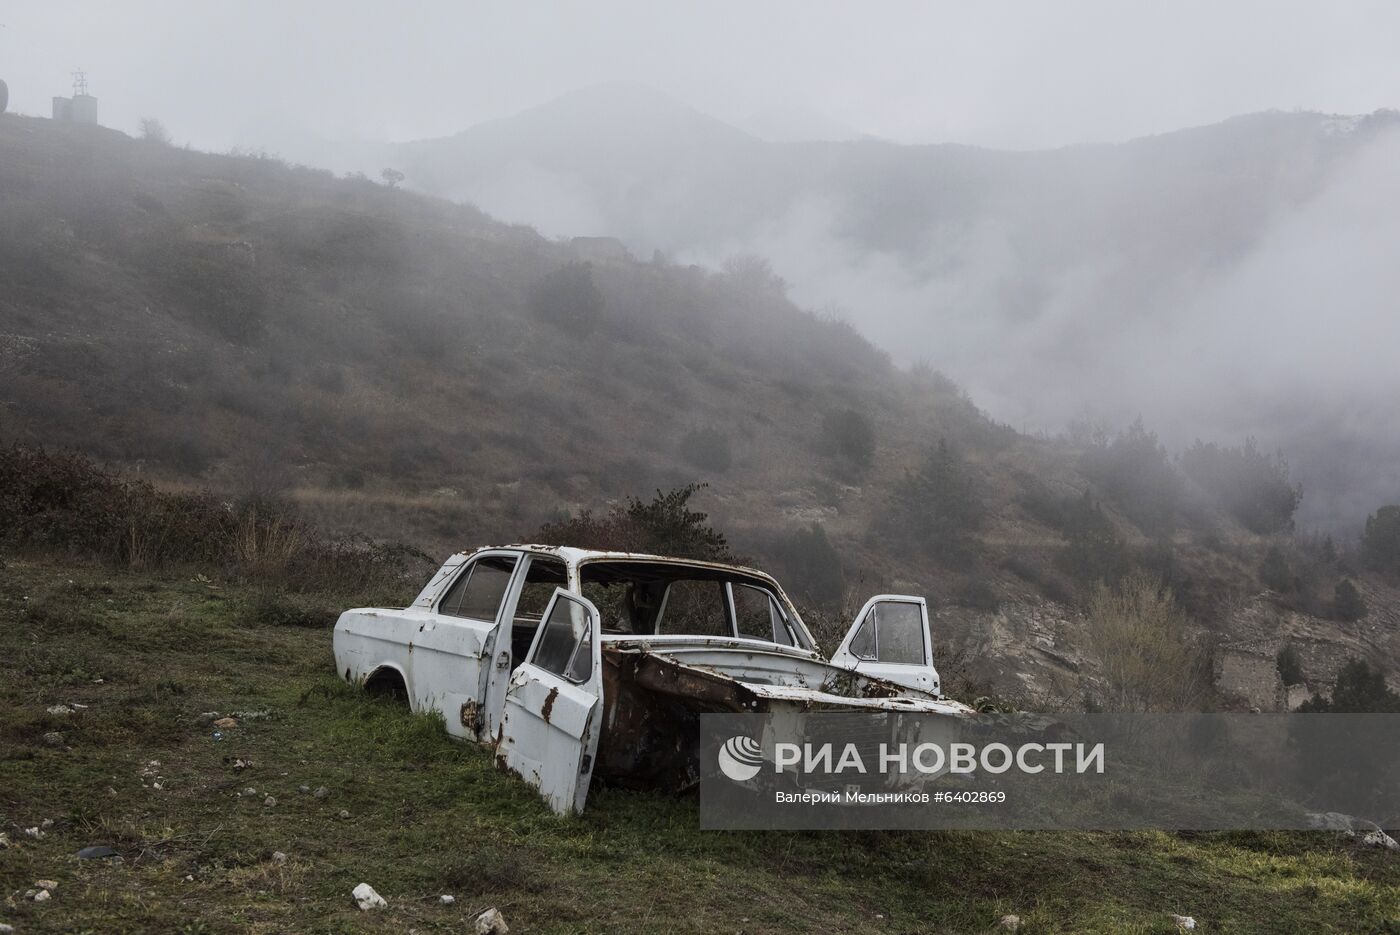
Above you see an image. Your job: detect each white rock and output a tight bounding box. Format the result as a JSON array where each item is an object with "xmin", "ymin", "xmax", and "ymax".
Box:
[
  {"xmin": 272, "ymin": 851, "xmax": 288, "ymax": 864},
  {"xmin": 40, "ymin": 819, "xmax": 53, "ymax": 828},
  {"xmin": 353, "ymin": 882, "xmax": 386, "ymax": 911},
  {"xmin": 997, "ymin": 914, "xmax": 1021, "ymax": 931},
  {"xmin": 313, "ymin": 786, "xmax": 328, "ymax": 799},
  {"xmin": 33, "ymin": 889, "xmax": 51, "ymax": 902},
  {"xmin": 34, "ymin": 880, "xmax": 58, "ymax": 890},
  {"xmin": 1361, "ymin": 829, "xmax": 1400, "ymax": 851},
  {"xmin": 243, "ymin": 787, "xmax": 257, "ymax": 796},
  {"xmin": 440, "ymin": 894, "xmax": 455, "ymax": 905},
  {"xmin": 24, "ymin": 826, "xmax": 44, "ymax": 839},
  {"xmin": 0, "ymin": 922, "xmax": 15, "ymax": 933},
  {"xmin": 338, "ymin": 809, "xmax": 351, "ymax": 819},
  {"xmin": 474, "ymin": 907, "xmax": 509, "ymax": 934},
  {"xmin": 263, "ymin": 796, "xmax": 276, "ymax": 807},
  {"xmin": 1170, "ymin": 915, "xmax": 1197, "ymax": 930},
  {"xmin": 47, "ymin": 704, "xmax": 74, "ymax": 716}
]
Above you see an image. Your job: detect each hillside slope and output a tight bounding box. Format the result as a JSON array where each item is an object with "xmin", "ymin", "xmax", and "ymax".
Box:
[
  {"xmin": 2, "ymin": 113, "xmax": 1398, "ymax": 706},
  {"xmin": 388, "ymin": 88, "xmax": 1400, "ymax": 532}
]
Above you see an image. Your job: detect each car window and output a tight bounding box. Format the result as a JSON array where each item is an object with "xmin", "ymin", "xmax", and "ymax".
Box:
[
  {"xmin": 439, "ymin": 555, "xmax": 517, "ymax": 620},
  {"xmin": 848, "ymin": 614, "xmax": 875, "ymax": 659},
  {"xmin": 531, "ymin": 595, "xmax": 594, "ymax": 683},
  {"xmin": 515, "ymin": 558, "xmax": 568, "ymax": 624},
  {"xmin": 658, "ymin": 579, "xmax": 730, "ymax": 637},
  {"xmin": 733, "ymin": 583, "xmax": 785, "ymax": 642},
  {"xmin": 874, "ymin": 601, "xmax": 925, "ymax": 665}
]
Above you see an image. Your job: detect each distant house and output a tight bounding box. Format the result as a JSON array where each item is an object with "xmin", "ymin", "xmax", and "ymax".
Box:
[
  {"xmin": 569, "ymin": 236, "xmax": 631, "ymax": 264},
  {"xmin": 52, "ymin": 93, "xmax": 98, "ymax": 125}
]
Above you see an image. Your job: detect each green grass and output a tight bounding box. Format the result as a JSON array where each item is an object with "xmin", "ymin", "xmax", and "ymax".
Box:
[{"xmin": 2, "ymin": 558, "xmax": 1398, "ymax": 933}]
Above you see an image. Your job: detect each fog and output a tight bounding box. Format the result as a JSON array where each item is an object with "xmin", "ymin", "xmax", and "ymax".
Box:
[
  {"xmin": 5, "ymin": 1, "xmax": 1400, "ymax": 531},
  {"xmin": 6, "ymin": 2, "xmax": 1400, "ymax": 150}
]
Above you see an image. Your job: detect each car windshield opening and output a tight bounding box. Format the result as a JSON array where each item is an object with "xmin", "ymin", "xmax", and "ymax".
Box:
[{"xmin": 578, "ymin": 560, "xmax": 811, "ymax": 649}]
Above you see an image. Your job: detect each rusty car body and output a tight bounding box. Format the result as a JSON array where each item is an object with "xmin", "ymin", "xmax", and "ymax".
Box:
[{"xmin": 333, "ymin": 545, "xmax": 973, "ymax": 813}]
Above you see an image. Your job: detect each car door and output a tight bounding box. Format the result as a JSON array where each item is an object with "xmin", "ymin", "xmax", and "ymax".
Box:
[
  {"xmin": 414, "ymin": 551, "xmax": 522, "ymax": 740},
  {"xmin": 828, "ymin": 595, "xmax": 940, "ymax": 695},
  {"xmin": 497, "ymin": 588, "xmax": 603, "ymax": 815}
]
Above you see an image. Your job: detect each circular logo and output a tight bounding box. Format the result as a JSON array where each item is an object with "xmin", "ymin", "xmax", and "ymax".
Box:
[{"xmin": 717, "ymin": 735, "xmax": 764, "ymax": 782}]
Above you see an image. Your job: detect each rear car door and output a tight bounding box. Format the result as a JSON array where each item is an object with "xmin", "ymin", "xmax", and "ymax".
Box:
[
  {"xmin": 414, "ymin": 551, "xmax": 521, "ymax": 739},
  {"xmin": 829, "ymin": 595, "xmax": 940, "ymax": 695},
  {"xmin": 497, "ymin": 588, "xmax": 603, "ymax": 815}
]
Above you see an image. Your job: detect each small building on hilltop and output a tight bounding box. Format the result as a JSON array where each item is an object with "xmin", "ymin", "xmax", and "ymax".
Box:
[{"xmin": 52, "ymin": 70, "xmax": 98, "ymax": 125}]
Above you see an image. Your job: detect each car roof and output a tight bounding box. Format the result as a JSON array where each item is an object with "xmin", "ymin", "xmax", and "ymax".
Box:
[{"xmin": 476, "ymin": 544, "xmax": 776, "ymax": 580}]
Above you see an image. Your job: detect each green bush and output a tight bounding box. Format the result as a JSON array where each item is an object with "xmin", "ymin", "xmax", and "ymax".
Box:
[
  {"xmin": 1333, "ymin": 578, "xmax": 1368, "ymax": 622},
  {"xmin": 1362, "ymin": 505, "xmax": 1400, "ymax": 574},
  {"xmin": 1276, "ymin": 644, "xmax": 1304, "ymax": 686}
]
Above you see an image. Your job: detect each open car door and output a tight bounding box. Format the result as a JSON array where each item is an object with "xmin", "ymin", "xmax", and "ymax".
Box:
[
  {"xmin": 829, "ymin": 595, "xmax": 940, "ymax": 695},
  {"xmin": 496, "ymin": 588, "xmax": 603, "ymax": 815}
]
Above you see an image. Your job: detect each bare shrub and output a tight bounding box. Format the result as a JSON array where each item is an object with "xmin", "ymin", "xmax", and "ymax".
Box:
[
  {"xmin": 1086, "ymin": 573, "xmax": 1207, "ymax": 711},
  {"xmin": 0, "ymin": 444, "xmax": 429, "ymax": 599},
  {"xmin": 138, "ymin": 117, "xmax": 172, "ymax": 145}
]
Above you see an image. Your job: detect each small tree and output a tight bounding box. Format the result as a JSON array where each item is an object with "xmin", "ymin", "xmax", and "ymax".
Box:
[
  {"xmin": 1333, "ymin": 578, "xmax": 1368, "ymax": 622},
  {"xmin": 819, "ymin": 409, "xmax": 875, "ymax": 471},
  {"xmin": 1080, "ymin": 419, "xmax": 1180, "ymax": 535},
  {"xmin": 138, "ymin": 117, "xmax": 171, "ymax": 145},
  {"xmin": 1180, "ymin": 438, "xmax": 1301, "ymax": 534},
  {"xmin": 884, "ymin": 438, "xmax": 983, "ymax": 561},
  {"xmin": 1086, "ymin": 573, "xmax": 1206, "ymax": 711},
  {"xmin": 1362, "ymin": 505, "xmax": 1400, "ymax": 574},
  {"xmin": 1298, "ymin": 659, "xmax": 1400, "ymax": 713},
  {"xmin": 722, "ymin": 253, "xmax": 787, "ymax": 297},
  {"xmin": 1060, "ymin": 491, "xmax": 1128, "ymax": 586},
  {"xmin": 1276, "ymin": 644, "xmax": 1304, "ymax": 686},
  {"xmin": 771, "ymin": 523, "xmax": 846, "ymax": 609},
  {"xmin": 529, "ymin": 262, "xmax": 604, "ymax": 337},
  {"xmin": 380, "ymin": 168, "xmax": 405, "ymax": 188}
]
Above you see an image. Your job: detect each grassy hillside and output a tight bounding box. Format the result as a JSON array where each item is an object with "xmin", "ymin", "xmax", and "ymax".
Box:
[
  {"xmin": 2, "ymin": 113, "xmax": 1398, "ymax": 707},
  {"xmin": 4, "ymin": 556, "xmax": 1399, "ymax": 934},
  {"xmin": 0, "ymin": 114, "xmax": 978, "ymax": 547}
]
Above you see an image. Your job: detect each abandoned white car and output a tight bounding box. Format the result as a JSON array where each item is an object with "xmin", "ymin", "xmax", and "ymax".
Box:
[{"xmin": 333, "ymin": 545, "xmax": 973, "ymax": 813}]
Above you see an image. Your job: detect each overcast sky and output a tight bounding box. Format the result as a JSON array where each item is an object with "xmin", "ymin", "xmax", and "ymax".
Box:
[{"xmin": 3, "ymin": 1, "xmax": 1399, "ymax": 152}]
